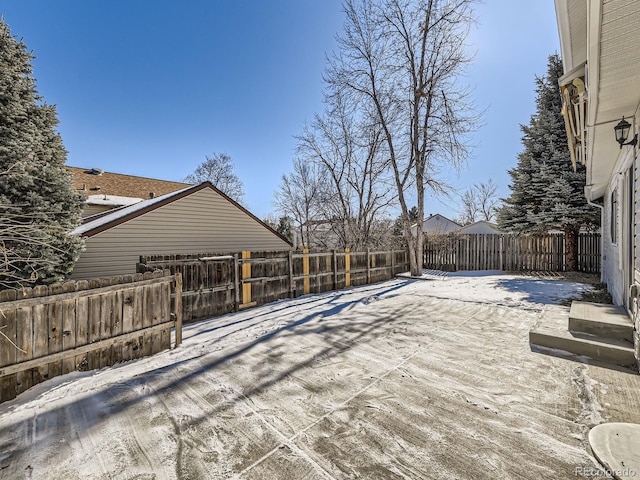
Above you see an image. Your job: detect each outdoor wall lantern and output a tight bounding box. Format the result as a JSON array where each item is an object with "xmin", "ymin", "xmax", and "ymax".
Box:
[{"xmin": 614, "ymin": 117, "xmax": 638, "ymax": 148}]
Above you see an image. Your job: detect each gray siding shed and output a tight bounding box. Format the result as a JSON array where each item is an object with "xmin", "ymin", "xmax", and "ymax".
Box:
[{"xmin": 71, "ymin": 183, "xmax": 291, "ymax": 279}]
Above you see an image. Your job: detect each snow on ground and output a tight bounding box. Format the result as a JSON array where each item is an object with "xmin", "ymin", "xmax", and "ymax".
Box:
[
  {"xmin": 398, "ymin": 269, "xmax": 595, "ymax": 307},
  {"xmin": 1, "ymin": 271, "xmax": 639, "ymax": 479}
]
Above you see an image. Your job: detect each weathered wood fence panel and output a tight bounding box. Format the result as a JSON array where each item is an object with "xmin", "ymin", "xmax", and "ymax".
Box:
[
  {"xmin": 577, "ymin": 233, "xmax": 601, "ymax": 273},
  {"xmin": 139, "ymin": 254, "xmax": 237, "ymax": 322},
  {"xmin": 0, "ymin": 271, "xmax": 182, "ymax": 403},
  {"xmin": 423, "ymin": 233, "xmax": 600, "ymax": 273},
  {"xmin": 139, "ymin": 249, "xmax": 410, "ymax": 324}
]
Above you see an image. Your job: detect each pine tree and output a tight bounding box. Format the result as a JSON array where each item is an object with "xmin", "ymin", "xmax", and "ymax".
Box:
[
  {"xmin": 0, "ymin": 19, "xmax": 84, "ymax": 287},
  {"xmin": 498, "ymin": 54, "xmax": 599, "ymax": 270}
]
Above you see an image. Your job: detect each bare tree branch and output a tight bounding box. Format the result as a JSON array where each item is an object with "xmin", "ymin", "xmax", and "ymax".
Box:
[
  {"xmin": 329, "ymin": 0, "xmax": 479, "ymax": 274},
  {"xmin": 185, "ymin": 153, "xmax": 245, "ymax": 205}
]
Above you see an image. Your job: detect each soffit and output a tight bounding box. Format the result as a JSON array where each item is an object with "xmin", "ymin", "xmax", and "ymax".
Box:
[
  {"xmin": 589, "ymin": 0, "xmax": 640, "ymax": 190},
  {"xmin": 568, "ymin": 0, "xmax": 588, "ymax": 66}
]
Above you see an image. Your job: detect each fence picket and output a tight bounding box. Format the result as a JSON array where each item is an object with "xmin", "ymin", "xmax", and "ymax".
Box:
[
  {"xmin": 0, "ymin": 273, "xmax": 179, "ymax": 403},
  {"xmin": 422, "ymin": 233, "xmax": 600, "ymax": 273}
]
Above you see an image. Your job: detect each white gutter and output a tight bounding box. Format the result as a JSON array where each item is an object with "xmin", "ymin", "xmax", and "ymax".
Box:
[
  {"xmin": 554, "ymin": 0, "xmax": 573, "ymax": 71},
  {"xmin": 585, "ymin": 0, "xmax": 603, "ymax": 190}
]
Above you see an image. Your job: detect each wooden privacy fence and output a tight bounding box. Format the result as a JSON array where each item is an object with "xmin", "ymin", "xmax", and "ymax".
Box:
[
  {"xmin": 0, "ymin": 270, "xmax": 182, "ymax": 403},
  {"xmin": 423, "ymin": 233, "xmax": 600, "ymax": 273},
  {"xmin": 138, "ymin": 249, "xmax": 409, "ymax": 323}
]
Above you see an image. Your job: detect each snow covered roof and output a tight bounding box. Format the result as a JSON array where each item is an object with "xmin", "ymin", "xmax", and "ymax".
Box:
[
  {"xmin": 71, "ymin": 185, "xmax": 196, "ymax": 236},
  {"xmin": 85, "ymin": 194, "xmax": 144, "ymax": 207}
]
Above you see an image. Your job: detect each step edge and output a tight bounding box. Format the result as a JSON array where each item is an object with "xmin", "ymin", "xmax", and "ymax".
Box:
[{"xmin": 530, "ymin": 329, "xmax": 634, "ymax": 352}]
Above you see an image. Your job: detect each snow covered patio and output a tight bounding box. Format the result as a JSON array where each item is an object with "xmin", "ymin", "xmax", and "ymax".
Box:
[{"xmin": 1, "ymin": 272, "xmax": 639, "ymax": 479}]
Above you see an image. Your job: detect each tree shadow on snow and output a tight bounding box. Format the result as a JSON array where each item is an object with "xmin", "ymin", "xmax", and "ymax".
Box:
[
  {"xmin": 495, "ymin": 277, "xmax": 591, "ymax": 305},
  {"xmin": 0, "ymin": 279, "xmax": 416, "ymax": 472}
]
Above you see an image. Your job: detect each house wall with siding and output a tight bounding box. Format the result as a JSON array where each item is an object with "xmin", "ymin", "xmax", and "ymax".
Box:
[
  {"xmin": 71, "ymin": 188, "xmax": 291, "ymax": 280},
  {"xmin": 602, "ymin": 178, "xmax": 625, "ymax": 306}
]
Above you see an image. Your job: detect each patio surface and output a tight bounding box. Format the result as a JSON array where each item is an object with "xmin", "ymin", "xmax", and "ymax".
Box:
[{"xmin": 1, "ymin": 272, "xmax": 639, "ymax": 479}]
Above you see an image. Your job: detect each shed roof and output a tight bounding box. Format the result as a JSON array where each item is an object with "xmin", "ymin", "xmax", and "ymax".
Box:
[{"xmin": 72, "ymin": 182, "xmax": 292, "ymax": 246}]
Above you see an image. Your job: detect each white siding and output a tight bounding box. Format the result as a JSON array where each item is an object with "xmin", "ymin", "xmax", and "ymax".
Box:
[
  {"xmin": 603, "ymin": 181, "xmax": 624, "ymax": 305},
  {"xmin": 71, "ymin": 188, "xmax": 290, "ymax": 279}
]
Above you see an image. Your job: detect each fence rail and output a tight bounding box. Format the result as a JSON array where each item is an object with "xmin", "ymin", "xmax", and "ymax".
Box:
[
  {"xmin": 138, "ymin": 249, "xmax": 410, "ymax": 323},
  {"xmin": 423, "ymin": 233, "xmax": 600, "ymax": 273},
  {"xmin": 0, "ymin": 270, "xmax": 182, "ymax": 403},
  {"xmin": 3, "ymin": 233, "xmax": 598, "ymax": 403}
]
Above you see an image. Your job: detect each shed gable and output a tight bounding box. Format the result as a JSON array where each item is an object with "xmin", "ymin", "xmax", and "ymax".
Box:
[{"xmin": 71, "ymin": 186, "xmax": 291, "ymax": 279}]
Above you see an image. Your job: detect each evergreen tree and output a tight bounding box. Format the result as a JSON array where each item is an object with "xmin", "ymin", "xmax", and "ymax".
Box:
[
  {"xmin": 0, "ymin": 19, "xmax": 84, "ymax": 287},
  {"xmin": 498, "ymin": 54, "xmax": 599, "ymax": 270}
]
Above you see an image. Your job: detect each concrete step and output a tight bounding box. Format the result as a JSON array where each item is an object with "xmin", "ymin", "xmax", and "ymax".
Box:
[
  {"xmin": 530, "ymin": 305, "xmax": 636, "ymax": 368},
  {"xmin": 569, "ymin": 301, "xmax": 634, "ymax": 342}
]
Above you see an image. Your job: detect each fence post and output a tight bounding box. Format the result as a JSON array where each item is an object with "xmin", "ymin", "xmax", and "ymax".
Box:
[
  {"xmin": 288, "ymin": 250, "xmax": 294, "ymax": 298},
  {"xmin": 367, "ymin": 248, "xmax": 371, "ymax": 284},
  {"xmin": 391, "ymin": 250, "xmax": 396, "ymax": 277},
  {"xmin": 233, "ymin": 254, "xmax": 240, "ymax": 311},
  {"xmin": 241, "ymin": 251, "xmax": 251, "ymax": 305},
  {"xmin": 333, "ymin": 249, "xmax": 338, "ymax": 289},
  {"xmin": 345, "ymin": 248, "xmax": 351, "ymax": 287},
  {"xmin": 303, "ymin": 248, "xmax": 310, "ymax": 294},
  {"xmin": 174, "ymin": 273, "xmax": 183, "ymax": 347}
]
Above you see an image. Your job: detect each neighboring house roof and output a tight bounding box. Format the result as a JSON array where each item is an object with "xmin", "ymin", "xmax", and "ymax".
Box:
[
  {"xmin": 459, "ymin": 221, "xmax": 501, "ymax": 235},
  {"xmin": 411, "ymin": 214, "xmax": 461, "ymax": 235},
  {"xmin": 68, "ymin": 166, "xmax": 191, "ymax": 202}
]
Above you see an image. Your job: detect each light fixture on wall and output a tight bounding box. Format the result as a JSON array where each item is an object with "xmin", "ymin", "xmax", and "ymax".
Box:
[{"xmin": 614, "ymin": 117, "xmax": 638, "ymax": 149}]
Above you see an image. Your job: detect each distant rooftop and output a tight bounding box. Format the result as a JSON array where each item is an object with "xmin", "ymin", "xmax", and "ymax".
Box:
[{"xmin": 68, "ymin": 166, "xmax": 191, "ymax": 200}]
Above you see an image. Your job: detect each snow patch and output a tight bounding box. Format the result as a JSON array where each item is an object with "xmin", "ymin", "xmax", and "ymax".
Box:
[{"xmin": 572, "ymin": 365, "xmax": 604, "ymax": 427}]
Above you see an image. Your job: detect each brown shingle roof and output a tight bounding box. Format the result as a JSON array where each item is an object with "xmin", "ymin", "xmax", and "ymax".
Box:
[{"xmin": 68, "ymin": 166, "xmax": 191, "ymax": 200}]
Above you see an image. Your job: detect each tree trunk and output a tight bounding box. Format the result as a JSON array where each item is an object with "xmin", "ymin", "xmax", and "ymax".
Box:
[
  {"xmin": 413, "ymin": 229, "xmax": 424, "ymax": 276},
  {"xmin": 564, "ymin": 228, "xmax": 579, "ymax": 271}
]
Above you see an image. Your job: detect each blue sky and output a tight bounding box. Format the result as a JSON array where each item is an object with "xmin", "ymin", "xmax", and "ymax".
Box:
[{"xmin": 1, "ymin": 1, "xmax": 560, "ymax": 221}]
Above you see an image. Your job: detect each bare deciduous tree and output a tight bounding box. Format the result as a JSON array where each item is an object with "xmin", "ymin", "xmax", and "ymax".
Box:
[
  {"xmin": 274, "ymin": 158, "xmax": 325, "ymax": 249},
  {"xmin": 185, "ymin": 153, "xmax": 245, "ymax": 205},
  {"xmin": 295, "ymin": 91, "xmax": 394, "ymax": 249},
  {"xmin": 476, "ymin": 179, "xmax": 500, "ymax": 222},
  {"xmin": 328, "ymin": 0, "xmax": 479, "ymax": 274},
  {"xmin": 459, "ymin": 188, "xmax": 478, "ymax": 225},
  {"xmin": 459, "ymin": 179, "xmax": 500, "ymax": 224}
]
